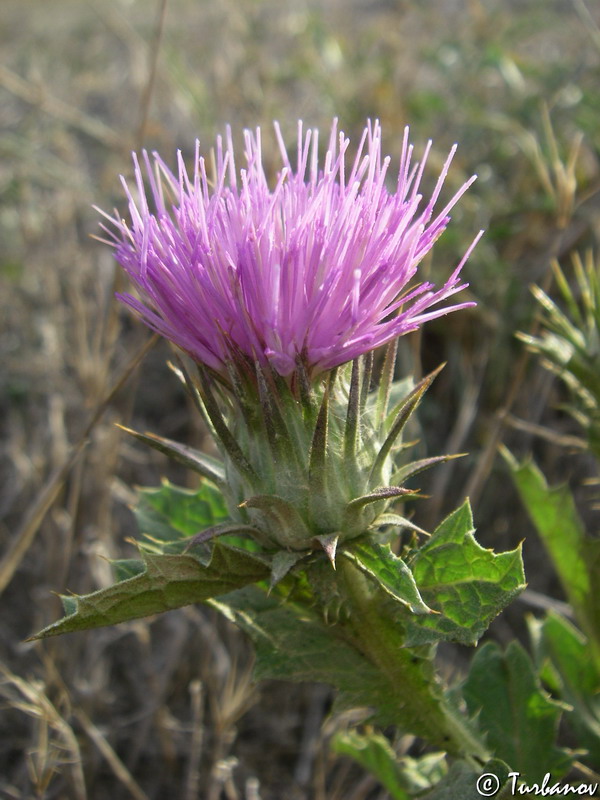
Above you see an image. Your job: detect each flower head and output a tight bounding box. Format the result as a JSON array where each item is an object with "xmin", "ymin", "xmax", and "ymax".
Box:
[{"xmin": 99, "ymin": 120, "xmax": 480, "ymax": 378}]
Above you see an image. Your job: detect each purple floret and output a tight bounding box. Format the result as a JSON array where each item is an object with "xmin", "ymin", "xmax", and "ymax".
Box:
[{"xmin": 98, "ymin": 120, "xmax": 481, "ymax": 378}]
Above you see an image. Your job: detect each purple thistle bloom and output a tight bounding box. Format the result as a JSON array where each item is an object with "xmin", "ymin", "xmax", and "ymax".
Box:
[{"xmin": 99, "ymin": 120, "xmax": 481, "ymax": 378}]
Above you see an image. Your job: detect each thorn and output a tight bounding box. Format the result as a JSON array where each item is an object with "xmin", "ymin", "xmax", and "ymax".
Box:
[{"xmin": 314, "ymin": 533, "xmax": 339, "ymax": 569}]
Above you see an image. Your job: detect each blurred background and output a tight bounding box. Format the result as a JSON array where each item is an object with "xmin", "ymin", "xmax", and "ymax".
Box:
[{"xmin": 1, "ymin": 0, "xmax": 600, "ymax": 797}]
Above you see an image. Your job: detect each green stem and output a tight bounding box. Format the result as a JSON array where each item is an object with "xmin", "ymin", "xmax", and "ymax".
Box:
[{"xmin": 338, "ymin": 556, "xmax": 489, "ymax": 764}]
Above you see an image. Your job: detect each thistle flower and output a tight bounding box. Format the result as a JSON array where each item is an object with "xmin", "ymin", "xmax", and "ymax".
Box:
[
  {"xmin": 100, "ymin": 121, "xmax": 481, "ymax": 556},
  {"xmin": 99, "ymin": 120, "xmax": 480, "ymax": 380}
]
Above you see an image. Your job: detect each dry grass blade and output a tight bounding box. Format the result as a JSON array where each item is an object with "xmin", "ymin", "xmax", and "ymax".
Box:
[
  {"xmin": 0, "ymin": 436, "xmax": 88, "ymax": 597},
  {"xmin": 0, "ymin": 663, "xmax": 87, "ymax": 800},
  {"xmin": 136, "ymin": 0, "xmax": 169, "ymax": 149},
  {"xmin": 0, "ymin": 62, "xmax": 122, "ymax": 150},
  {"xmin": 0, "ymin": 333, "xmax": 158, "ymax": 596},
  {"xmin": 517, "ymin": 587, "xmax": 574, "ymax": 619},
  {"xmin": 573, "ymin": 0, "xmax": 600, "ymax": 52},
  {"xmin": 75, "ymin": 710, "xmax": 151, "ymax": 800},
  {"xmin": 245, "ymin": 777, "xmax": 263, "ymax": 800},
  {"xmin": 207, "ymin": 663, "xmax": 258, "ymax": 800},
  {"xmin": 184, "ymin": 679, "xmax": 205, "ymax": 800},
  {"xmin": 504, "ymin": 413, "xmax": 587, "ymax": 450}
]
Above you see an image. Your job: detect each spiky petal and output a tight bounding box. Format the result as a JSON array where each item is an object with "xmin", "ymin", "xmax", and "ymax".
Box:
[{"xmin": 98, "ymin": 120, "xmax": 480, "ymax": 379}]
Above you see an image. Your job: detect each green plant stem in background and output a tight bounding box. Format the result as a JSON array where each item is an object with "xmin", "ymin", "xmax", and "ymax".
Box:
[{"xmin": 338, "ymin": 556, "xmax": 489, "ymax": 764}]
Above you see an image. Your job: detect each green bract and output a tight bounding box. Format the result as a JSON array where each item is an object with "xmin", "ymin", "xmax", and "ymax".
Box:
[{"xmin": 125, "ymin": 349, "xmax": 444, "ymax": 567}]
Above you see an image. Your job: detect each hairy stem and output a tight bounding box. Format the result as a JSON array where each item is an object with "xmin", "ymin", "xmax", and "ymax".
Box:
[{"xmin": 338, "ymin": 556, "xmax": 489, "ymax": 764}]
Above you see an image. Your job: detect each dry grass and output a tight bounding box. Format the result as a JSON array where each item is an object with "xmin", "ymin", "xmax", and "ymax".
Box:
[{"xmin": 2, "ymin": 0, "xmax": 600, "ymax": 797}]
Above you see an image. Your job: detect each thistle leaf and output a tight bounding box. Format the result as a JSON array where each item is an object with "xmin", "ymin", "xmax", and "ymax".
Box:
[
  {"xmin": 210, "ymin": 585, "xmax": 444, "ymax": 735},
  {"xmin": 210, "ymin": 585, "xmax": 385, "ymax": 708},
  {"xmin": 343, "ymin": 541, "xmax": 432, "ymax": 614},
  {"xmin": 419, "ymin": 760, "xmax": 510, "ymax": 800},
  {"xmin": 406, "ymin": 500, "xmax": 525, "ymax": 646},
  {"xmin": 505, "ymin": 452, "xmax": 600, "ymax": 648},
  {"xmin": 133, "ymin": 479, "xmax": 229, "ymax": 553},
  {"xmin": 462, "ymin": 641, "xmax": 573, "ymax": 781},
  {"xmin": 529, "ymin": 612, "xmax": 600, "ymax": 766},
  {"xmin": 29, "ymin": 542, "xmax": 270, "ymax": 640},
  {"xmin": 111, "ymin": 558, "xmax": 145, "ymax": 581},
  {"xmin": 331, "ymin": 730, "xmax": 414, "ymax": 800},
  {"xmin": 270, "ymin": 550, "xmax": 306, "ymax": 587}
]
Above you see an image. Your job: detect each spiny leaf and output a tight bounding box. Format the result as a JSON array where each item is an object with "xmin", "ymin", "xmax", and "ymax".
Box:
[
  {"xmin": 462, "ymin": 641, "xmax": 574, "ymax": 781},
  {"xmin": 333, "ymin": 733, "xmax": 411, "ymax": 800},
  {"xmin": 529, "ymin": 612, "xmax": 600, "ymax": 766},
  {"xmin": 134, "ymin": 479, "xmax": 229, "ymax": 553},
  {"xmin": 111, "ymin": 558, "xmax": 145, "ymax": 582},
  {"xmin": 270, "ymin": 550, "xmax": 306, "ymax": 588},
  {"xmin": 210, "ymin": 585, "xmax": 392, "ymax": 717},
  {"xmin": 214, "ymin": 578, "xmax": 486, "ymax": 754},
  {"xmin": 210, "ymin": 585, "xmax": 445, "ymax": 737},
  {"xmin": 420, "ymin": 759, "xmax": 511, "ymax": 800},
  {"xmin": 343, "ymin": 542, "xmax": 431, "ymax": 614},
  {"xmin": 406, "ymin": 500, "xmax": 525, "ymax": 646},
  {"xmin": 29, "ymin": 542, "xmax": 270, "ymax": 640}
]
